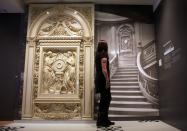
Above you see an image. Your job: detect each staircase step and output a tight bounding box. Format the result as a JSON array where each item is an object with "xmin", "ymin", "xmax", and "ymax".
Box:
[
  {"xmin": 109, "ymin": 107, "xmax": 159, "ymax": 116},
  {"xmin": 109, "ymin": 114, "xmax": 159, "ymax": 117},
  {"xmin": 119, "ymin": 56, "xmax": 136, "ymax": 59},
  {"xmin": 111, "ymin": 82, "xmax": 139, "ymax": 86},
  {"xmin": 116, "ymin": 71, "xmax": 138, "ymax": 73},
  {"xmin": 108, "ymin": 65, "xmax": 159, "ymax": 119},
  {"xmin": 111, "ymin": 78, "xmax": 138, "ymax": 82},
  {"xmin": 108, "ymin": 114, "xmax": 159, "ymax": 119},
  {"xmin": 116, "ymin": 71, "xmax": 138, "ymax": 74},
  {"xmin": 119, "ymin": 64, "xmax": 136, "ymax": 66},
  {"xmin": 117, "ymin": 68, "xmax": 138, "ymax": 71},
  {"xmin": 118, "ymin": 59, "xmax": 135, "ymax": 62},
  {"xmin": 110, "ymin": 101, "xmax": 154, "ymax": 108},
  {"xmin": 112, "ymin": 75, "xmax": 138, "ymax": 78},
  {"xmin": 111, "ymin": 90, "xmax": 142, "ymax": 96},
  {"xmin": 117, "ymin": 69, "xmax": 138, "ymax": 71},
  {"xmin": 112, "ymin": 95, "xmax": 147, "ymax": 101},
  {"xmin": 118, "ymin": 59, "xmax": 135, "ymax": 61},
  {"xmin": 117, "ymin": 70, "xmax": 138, "ymax": 72},
  {"xmin": 118, "ymin": 66, "xmax": 137, "ymax": 69},
  {"xmin": 118, "ymin": 62, "xmax": 136, "ymax": 67},
  {"xmin": 111, "ymin": 86, "xmax": 140, "ymax": 91}
]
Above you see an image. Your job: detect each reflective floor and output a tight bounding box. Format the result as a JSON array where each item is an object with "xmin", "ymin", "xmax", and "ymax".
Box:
[{"xmin": 0, "ymin": 120, "xmax": 180, "ymax": 131}]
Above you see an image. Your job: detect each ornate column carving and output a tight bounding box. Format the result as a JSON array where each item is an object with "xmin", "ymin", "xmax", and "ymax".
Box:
[{"xmin": 81, "ymin": 37, "xmax": 94, "ymax": 119}]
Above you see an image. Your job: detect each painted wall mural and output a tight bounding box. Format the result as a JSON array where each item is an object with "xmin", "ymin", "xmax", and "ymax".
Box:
[{"xmin": 95, "ymin": 6, "xmax": 159, "ymax": 118}]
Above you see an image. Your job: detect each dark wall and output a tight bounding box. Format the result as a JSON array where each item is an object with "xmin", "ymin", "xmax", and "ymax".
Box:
[
  {"xmin": 0, "ymin": 14, "xmax": 25, "ymax": 120},
  {"xmin": 155, "ymin": 0, "xmax": 187, "ymax": 130}
]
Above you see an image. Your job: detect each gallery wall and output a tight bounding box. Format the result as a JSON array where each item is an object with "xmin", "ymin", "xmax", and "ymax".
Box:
[
  {"xmin": 154, "ymin": 0, "xmax": 187, "ymax": 130},
  {"xmin": 1, "ymin": 2, "xmax": 187, "ymax": 126},
  {"xmin": 0, "ymin": 14, "xmax": 25, "ymax": 120}
]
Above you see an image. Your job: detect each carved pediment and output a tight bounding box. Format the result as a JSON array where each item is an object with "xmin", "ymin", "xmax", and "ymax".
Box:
[{"xmin": 38, "ymin": 15, "xmax": 83, "ymax": 37}]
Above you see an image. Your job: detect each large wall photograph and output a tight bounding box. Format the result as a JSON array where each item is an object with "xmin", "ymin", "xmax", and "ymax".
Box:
[{"xmin": 95, "ymin": 5, "xmax": 159, "ymax": 120}]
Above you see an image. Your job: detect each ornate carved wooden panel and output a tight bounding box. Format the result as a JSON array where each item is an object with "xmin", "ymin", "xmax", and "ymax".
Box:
[
  {"xmin": 32, "ymin": 39, "xmax": 83, "ymax": 119},
  {"xmin": 22, "ymin": 4, "xmax": 94, "ymax": 120}
]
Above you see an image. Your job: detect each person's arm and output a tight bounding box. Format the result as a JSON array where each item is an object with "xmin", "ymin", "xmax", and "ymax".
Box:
[{"xmin": 101, "ymin": 57, "xmax": 110, "ymax": 88}]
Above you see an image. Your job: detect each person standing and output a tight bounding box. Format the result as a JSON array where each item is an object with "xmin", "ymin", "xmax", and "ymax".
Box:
[{"xmin": 95, "ymin": 40, "xmax": 115, "ymax": 127}]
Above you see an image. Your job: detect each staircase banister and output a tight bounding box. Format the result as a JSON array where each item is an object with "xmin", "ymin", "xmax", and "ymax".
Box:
[
  {"xmin": 110, "ymin": 54, "xmax": 117, "ymax": 64},
  {"xmin": 109, "ymin": 54, "xmax": 118, "ymax": 78},
  {"xmin": 142, "ymin": 40, "xmax": 155, "ymax": 50},
  {"xmin": 137, "ymin": 52, "xmax": 158, "ymax": 82}
]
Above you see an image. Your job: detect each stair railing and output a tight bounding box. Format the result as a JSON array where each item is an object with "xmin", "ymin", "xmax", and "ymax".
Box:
[
  {"xmin": 137, "ymin": 41, "xmax": 159, "ymax": 105},
  {"xmin": 110, "ymin": 54, "xmax": 118, "ymax": 78}
]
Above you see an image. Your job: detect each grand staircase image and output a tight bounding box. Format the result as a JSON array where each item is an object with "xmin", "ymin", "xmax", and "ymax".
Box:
[{"xmin": 108, "ymin": 55, "xmax": 159, "ymax": 120}]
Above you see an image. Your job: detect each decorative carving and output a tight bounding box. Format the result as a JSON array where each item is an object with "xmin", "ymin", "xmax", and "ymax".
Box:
[
  {"xmin": 34, "ymin": 103, "xmax": 81, "ymax": 119},
  {"xmin": 41, "ymin": 49, "xmax": 77, "ymax": 95},
  {"xmin": 118, "ymin": 25, "xmax": 133, "ymax": 52},
  {"xmin": 26, "ymin": 4, "xmax": 94, "ymax": 120},
  {"xmin": 33, "ymin": 42, "xmax": 40, "ymax": 99},
  {"xmin": 82, "ymin": 36, "xmax": 93, "ymax": 45},
  {"xmin": 138, "ymin": 41, "xmax": 158, "ymax": 100},
  {"xmin": 27, "ymin": 37, "xmax": 37, "ymax": 42},
  {"xmin": 38, "ymin": 15, "xmax": 83, "ymax": 37},
  {"xmin": 70, "ymin": 7, "xmax": 92, "ymax": 29},
  {"xmin": 32, "ymin": 39, "xmax": 83, "ymax": 101},
  {"xmin": 78, "ymin": 40, "xmax": 84, "ymax": 98},
  {"xmin": 32, "ymin": 40, "xmax": 84, "ymax": 120},
  {"xmin": 29, "ymin": 5, "xmax": 52, "ymax": 27},
  {"xmin": 78, "ymin": 86, "xmax": 83, "ymax": 98},
  {"xmin": 142, "ymin": 41, "xmax": 156, "ymax": 67},
  {"xmin": 143, "ymin": 44, "xmax": 156, "ymax": 57},
  {"xmin": 139, "ymin": 73, "xmax": 158, "ymax": 99}
]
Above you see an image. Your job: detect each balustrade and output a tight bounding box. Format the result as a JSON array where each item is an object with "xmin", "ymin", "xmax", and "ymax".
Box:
[
  {"xmin": 110, "ymin": 54, "xmax": 118, "ymax": 78},
  {"xmin": 137, "ymin": 41, "xmax": 159, "ymax": 105}
]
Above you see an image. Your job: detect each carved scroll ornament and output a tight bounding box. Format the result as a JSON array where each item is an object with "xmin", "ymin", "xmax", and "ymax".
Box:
[{"xmin": 38, "ymin": 15, "xmax": 83, "ymax": 36}]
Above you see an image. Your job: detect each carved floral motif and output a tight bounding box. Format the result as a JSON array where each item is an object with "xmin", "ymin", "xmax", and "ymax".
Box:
[{"xmin": 38, "ymin": 15, "xmax": 83, "ymax": 36}]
